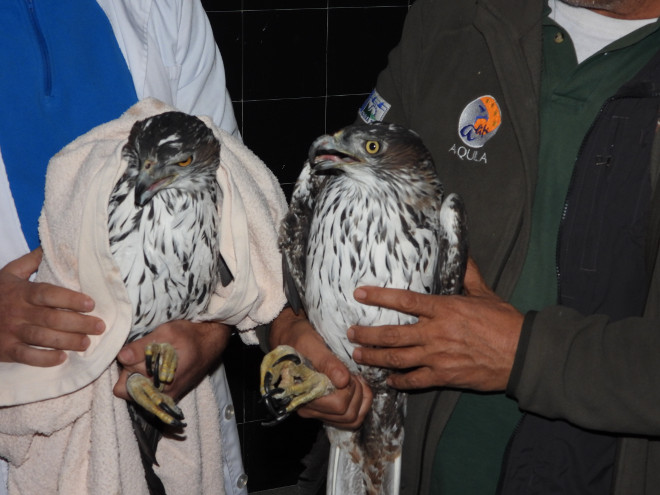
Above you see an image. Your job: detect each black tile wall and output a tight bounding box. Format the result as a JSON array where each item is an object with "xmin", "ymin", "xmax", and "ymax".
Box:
[
  {"xmin": 207, "ymin": 11, "xmax": 242, "ymax": 100},
  {"xmin": 204, "ymin": 2, "xmax": 413, "ymax": 492},
  {"xmin": 327, "ymin": 7, "xmax": 409, "ymax": 95},
  {"xmin": 330, "ymin": 0, "xmax": 410, "ymax": 6},
  {"xmin": 243, "ymin": 416, "xmax": 323, "ymax": 492},
  {"xmin": 243, "ymin": 10, "xmax": 327, "ymax": 100},
  {"xmin": 201, "ymin": 0, "xmax": 242, "ymax": 12},
  {"xmin": 244, "ymin": 0, "xmax": 328, "ymax": 11},
  {"xmin": 243, "ymin": 96, "xmax": 326, "ymax": 195},
  {"xmin": 326, "ymin": 94, "xmax": 369, "ymax": 132}
]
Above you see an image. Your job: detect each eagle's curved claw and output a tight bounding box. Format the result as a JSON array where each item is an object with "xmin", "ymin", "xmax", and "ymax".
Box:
[
  {"xmin": 259, "ymin": 345, "xmax": 334, "ymax": 425},
  {"xmin": 126, "ymin": 342, "xmax": 184, "ymax": 427},
  {"xmin": 145, "ymin": 342, "xmax": 178, "ymax": 389},
  {"xmin": 126, "ymin": 373, "xmax": 186, "ymax": 427}
]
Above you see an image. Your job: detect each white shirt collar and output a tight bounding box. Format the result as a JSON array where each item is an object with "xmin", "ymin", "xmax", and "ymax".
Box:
[{"xmin": 549, "ymin": 0, "xmax": 658, "ymax": 63}]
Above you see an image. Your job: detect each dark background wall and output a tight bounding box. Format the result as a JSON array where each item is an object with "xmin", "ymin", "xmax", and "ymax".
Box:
[{"xmin": 201, "ymin": 1, "xmax": 414, "ymax": 493}]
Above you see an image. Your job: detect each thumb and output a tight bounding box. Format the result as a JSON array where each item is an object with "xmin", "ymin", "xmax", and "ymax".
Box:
[
  {"xmin": 6, "ymin": 247, "xmax": 43, "ymax": 279},
  {"xmin": 314, "ymin": 349, "xmax": 351, "ymax": 390},
  {"xmin": 117, "ymin": 343, "xmax": 142, "ymax": 366},
  {"xmin": 463, "ymin": 256, "xmax": 492, "ymax": 296}
]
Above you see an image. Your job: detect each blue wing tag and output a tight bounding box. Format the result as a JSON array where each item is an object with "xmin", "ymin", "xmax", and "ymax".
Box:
[{"xmin": 359, "ymin": 89, "xmax": 391, "ymax": 123}]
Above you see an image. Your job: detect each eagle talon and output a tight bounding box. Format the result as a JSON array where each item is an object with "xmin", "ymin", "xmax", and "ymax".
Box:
[
  {"xmin": 260, "ymin": 392, "xmax": 291, "ymax": 426},
  {"xmin": 144, "ymin": 342, "xmax": 178, "ymax": 390},
  {"xmin": 259, "ymin": 345, "xmax": 334, "ymax": 424},
  {"xmin": 145, "ymin": 352, "xmax": 154, "ymax": 376},
  {"xmin": 127, "ymin": 341, "xmax": 185, "ymax": 427},
  {"xmin": 272, "ymin": 353, "xmax": 302, "ymax": 367},
  {"xmin": 159, "ymin": 401, "xmax": 185, "ymax": 422},
  {"xmin": 151, "ymin": 356, "xmax": 160, "ymax": 389},
  {"xmin": 261, "ymin": 388, "xmax": 290, "ymax": 415},
  {"xmin": 261, "ymin": 411, "xmax": 291, "ymax": 427},
  {"xmin": 126, "ymin": 373, "xmax": 186, "ymax": 427},
  {"xmin": 260, "ymin": 384, "xmax": 293, "ymax": 419}
]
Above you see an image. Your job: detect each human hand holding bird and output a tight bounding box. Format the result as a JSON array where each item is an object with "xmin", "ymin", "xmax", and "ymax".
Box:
[
  {"xmin": 113, "ymin": 319, "xmax": 231, "ymax": 404},
  {"xmin": 349, "ymin": 257, "xmax": 524, "ymax": 392},
  {"xmin": 268, "ymin": 306, "xmax": 373, "ymax": 430},
  {"xmin": 0, "ymin": 248, "xmax": 105, "ymax": 366}
]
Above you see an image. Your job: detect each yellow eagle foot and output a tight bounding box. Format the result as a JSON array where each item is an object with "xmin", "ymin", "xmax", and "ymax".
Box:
[
  {"xmin": 259, "ymin": 345, "xmax": 334, "ymax": 425},
  {"xmin": 126, "ymin": 342, "xmax": 185, "ymax": 427},
  {"xmin": 126, "ymin": 373, "xmax": 186, "ymax": 427}
]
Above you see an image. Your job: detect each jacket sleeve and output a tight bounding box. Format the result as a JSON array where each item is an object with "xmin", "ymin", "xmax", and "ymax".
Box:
[
  {"xmin": 99, "ymin": 0, "xmax": 239, "ymax": 137},
  {"xmin": 167, "ymin": 0, "xmax": 239, "ymax": 136},
  {"xmin": 507, "ymin": 307, "xmax": 660, "ymax": 436}
]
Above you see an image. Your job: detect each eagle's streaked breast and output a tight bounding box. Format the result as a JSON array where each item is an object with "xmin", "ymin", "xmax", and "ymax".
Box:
[{"xmin": 107, "ymin": 111, "xmax": 223, "ymax": 342}]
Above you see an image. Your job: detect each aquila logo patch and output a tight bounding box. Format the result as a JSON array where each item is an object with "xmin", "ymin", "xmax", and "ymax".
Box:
[
  {"xmin": 457, "ymin": 95, "xmax": 501, "ymax": 148},
  {"xmin": 359, "ymin": 89, "xmax": 391, "ymax": 124}
]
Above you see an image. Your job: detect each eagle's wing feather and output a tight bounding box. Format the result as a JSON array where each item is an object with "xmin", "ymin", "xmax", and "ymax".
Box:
[
  {"xmin": 218, "ymin": 252, "xmax": 234, "ymax": 287},
  {"xmin": 281, "ymin": 255, "xmax": 304, "ymax": 315},
  {"xmin": 436, "ymin": 192, "xmax": 468, "ymax": 296},
  {"xmin": 279, "ymin": 161, "xmax": 325, "ymax": 315}
]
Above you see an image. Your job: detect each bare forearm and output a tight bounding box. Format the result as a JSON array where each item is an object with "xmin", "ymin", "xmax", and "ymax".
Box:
[{"xmin": 195, "ymin": 320, "xmax": 232, "ymax": 367}]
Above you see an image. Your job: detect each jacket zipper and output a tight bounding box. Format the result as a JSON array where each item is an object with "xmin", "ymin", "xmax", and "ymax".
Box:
[
  {"xmin": 24, "ymin": 0, "xmax": 52, "ymax": 97},
  {"xmin": 555, "ymin": 79, "xmax": 660, "ymax": 299},
  {"xmin": 555, "ymin": 95, "xmax": 618, "ymax": 303}
]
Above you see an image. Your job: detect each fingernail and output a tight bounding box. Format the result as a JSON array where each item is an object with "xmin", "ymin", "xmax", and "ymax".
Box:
[
  {"xmin": 95, "ymin": 320, "xmax": 106, "ymax": 334},
  {"xmin": 117, "ymin": 347, "xmax": 133, "ymax": 363},
  {"xmin": 83, "ymin": 298, "xmax": 95, "ymax": 312},
  {"xmin": 57, "ymin": 351, "xmax": 67, "ymax": 364},
  {"xmin": 347, "ymin": 327, "xmax": 355, "ymax": 341},
  {"xmin": 353, "ymin": 348, "xmax": 362, "ymax": 362},
  {"xmin": 81, "ymin": 336, "xmax": 91, "ymax": 350},
  {"xmin": 330, "ymin": 368, "xmax": 344, "ymax": 385},
  {"xmin": 354, "ymin": 288, "xmax": 367, "ymax": 301}
]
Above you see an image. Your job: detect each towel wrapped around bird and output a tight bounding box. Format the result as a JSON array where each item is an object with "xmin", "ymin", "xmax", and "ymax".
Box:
[{"xmin": 0, "ymin": 98, "xmax": 288, "ymax": 494}]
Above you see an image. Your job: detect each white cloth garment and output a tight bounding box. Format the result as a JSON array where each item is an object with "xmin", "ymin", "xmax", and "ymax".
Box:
[{"xmin": 0, "ymin": 1, "xmax": 255, "ymax": 493}]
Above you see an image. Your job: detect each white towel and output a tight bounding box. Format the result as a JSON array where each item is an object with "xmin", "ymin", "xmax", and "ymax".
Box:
[{"xmin": 0, "ymin": 98, "xmax": 288, "ymax": 494}]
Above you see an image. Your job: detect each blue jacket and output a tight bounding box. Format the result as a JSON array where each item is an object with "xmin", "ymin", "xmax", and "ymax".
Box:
[{"xmin": 0, "ymin": 1, "xmax": 244, "ymax": 494}]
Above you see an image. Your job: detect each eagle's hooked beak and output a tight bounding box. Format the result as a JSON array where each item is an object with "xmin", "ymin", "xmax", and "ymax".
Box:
[
  {"xmin": 309, "ymin": 135, "xmax": 360, "ymax": 173},
  {"xmin": 134, "ymin": 159, "xmax": 176, "ymax": 206}
]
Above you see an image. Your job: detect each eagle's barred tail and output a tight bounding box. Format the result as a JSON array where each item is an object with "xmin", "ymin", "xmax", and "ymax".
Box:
[{"xmin": 326, "ymin": 443, "xmax": 401, "ymax": 495}]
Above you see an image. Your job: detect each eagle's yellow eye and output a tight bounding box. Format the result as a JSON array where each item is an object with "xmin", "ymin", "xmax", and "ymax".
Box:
[
  {"xmin": 178, "ymin": 156, "xmax": 193, "ymax": 167},
  {"xmin": 365, "ymin": 141, "xmax": 380, "ymax": 154}
]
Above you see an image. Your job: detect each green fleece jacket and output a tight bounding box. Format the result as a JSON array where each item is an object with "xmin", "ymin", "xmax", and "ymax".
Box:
[{"xmin": 371, "ymin": 0, "xmax": 660, "ymax": 493}]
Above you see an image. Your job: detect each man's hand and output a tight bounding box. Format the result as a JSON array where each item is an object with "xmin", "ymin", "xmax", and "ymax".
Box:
[
  {"xmin": 270, "ymin": 307, "xmax": 372, "ymax": 430},
  {"xmin": 113, "ymin": 320, "xmax": 231, "ymax": 403},
  {"xmin": 0, "ymin": 248, "xmax": 106, "ymax": 367},
  {"xmin": 349, "ymin": 258, "xmax": 523, "ymax": 392}
]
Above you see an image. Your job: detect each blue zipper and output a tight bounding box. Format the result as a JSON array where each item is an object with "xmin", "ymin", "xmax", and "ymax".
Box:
[{"xmin": 24, "ymin": 0, "xmax": 52, "ymax": 97}]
